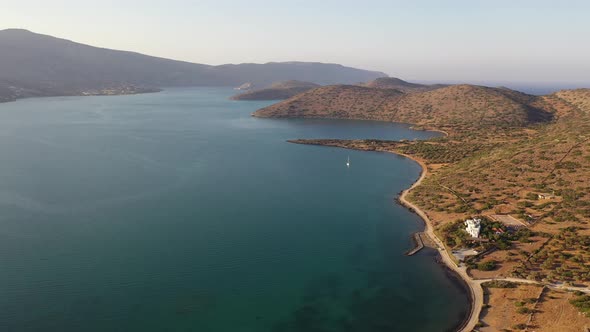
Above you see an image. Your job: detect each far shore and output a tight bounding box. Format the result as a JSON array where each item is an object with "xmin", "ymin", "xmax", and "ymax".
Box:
[{"xmin": 0, "ymin": 87, "xmax": 162, "ymax": 104}]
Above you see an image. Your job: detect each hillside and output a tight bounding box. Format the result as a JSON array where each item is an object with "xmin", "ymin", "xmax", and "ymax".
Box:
[
  {"xmin": 552, "ymin": 89, "xmax": 590, "ymax": 115},
  {"xmin": 0, "ymin": 29, "xmax": 385, "ymax": 102},
  {"xmin": 230, "ymin": 80, "xmax": 320, "ymax": 100},
  {"xmin": 361, "ymin": 77, "xmax": 447, "ymax": 93},
  {"xmin": 254, "ymin": 84, "xmax": 404, "ymax": 120},
  {"xmin": 254, "ymin": 84, "xmax": 554, "ymax": 132}
]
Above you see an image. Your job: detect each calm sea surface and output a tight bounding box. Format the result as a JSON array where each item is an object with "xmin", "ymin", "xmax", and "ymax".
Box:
[{"xmin": 0, "ymin": 88, "xmax": 468, "ymax": 331}]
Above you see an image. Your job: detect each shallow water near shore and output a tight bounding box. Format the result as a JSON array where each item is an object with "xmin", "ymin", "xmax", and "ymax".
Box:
[{"xmin": 0, "ymin": 87, "xmax": 468, "ymax": 331}]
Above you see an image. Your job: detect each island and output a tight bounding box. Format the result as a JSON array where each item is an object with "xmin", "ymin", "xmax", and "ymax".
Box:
[{"xmin": 230, "ymin": 80, "xmax": 320, "ymax": 100}]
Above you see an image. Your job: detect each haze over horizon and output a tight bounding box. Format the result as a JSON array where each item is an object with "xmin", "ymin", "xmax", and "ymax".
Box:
[{"xmin": 2, "ymin": 0, "xmax": 590, "ymax": 85}]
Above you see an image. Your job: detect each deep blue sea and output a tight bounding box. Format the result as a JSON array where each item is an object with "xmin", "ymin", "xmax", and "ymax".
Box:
[{"xmin": 0, "ymin": 88, "xmax": 468, "ymax": 332}]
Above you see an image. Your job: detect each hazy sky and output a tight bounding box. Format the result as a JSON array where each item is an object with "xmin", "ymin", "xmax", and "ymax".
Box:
[{"xmin": 3, "ymin": 0, "xmax": 590, "ymax": 83}]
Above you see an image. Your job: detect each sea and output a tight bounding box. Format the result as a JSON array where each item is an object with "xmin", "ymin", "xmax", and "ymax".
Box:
[{"xmin": 0, "ymin": 87, "xmax": 468, "ymax": 332}]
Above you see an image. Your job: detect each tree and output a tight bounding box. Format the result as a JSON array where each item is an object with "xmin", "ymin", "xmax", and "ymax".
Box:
[{"xmin": 478, "ymin": 260, "xmax": 498, "ymax": 271}]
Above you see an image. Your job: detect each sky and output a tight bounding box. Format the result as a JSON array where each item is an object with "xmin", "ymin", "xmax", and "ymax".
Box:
[{"xmin": 2, "ymin": 0, "xmax": 590, "ymax": 84}]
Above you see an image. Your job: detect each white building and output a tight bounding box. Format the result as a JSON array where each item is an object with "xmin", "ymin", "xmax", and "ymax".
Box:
[{"xmin": 464, "ymin": 218, "xmax": 482, "ymax": 238}]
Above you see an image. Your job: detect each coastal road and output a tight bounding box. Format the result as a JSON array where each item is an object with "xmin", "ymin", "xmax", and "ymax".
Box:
[{"xmin": 476, "ymin": 277, "xmax": 590, "ymax": 294}]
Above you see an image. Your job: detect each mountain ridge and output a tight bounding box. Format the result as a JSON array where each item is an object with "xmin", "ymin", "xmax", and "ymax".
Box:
[{"xmin": 0, "ymin": 29, "xmax": 386, "ymax": 102}]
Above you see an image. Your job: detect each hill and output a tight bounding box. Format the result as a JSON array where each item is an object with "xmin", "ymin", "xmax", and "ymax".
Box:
[
  {"xmin": 551, "ymin": 88, "xmax": 590, "ymax": 115},
  {"xmin": 361, "ymin": 77, "xmax": 447, "ymax": 93},
  {"xmin": 254, "ymin": 84, "xmax": 554, "ymax": 132},
  {"xmin": 0, "ymin": 29, "xmax": 385, "ymax": 102},
  {"xmin": 230, "ymin": 80, "xmax": 320, "ymax": 100}
]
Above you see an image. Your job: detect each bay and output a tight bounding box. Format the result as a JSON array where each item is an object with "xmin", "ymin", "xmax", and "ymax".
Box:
[{"xmin": 0, "ymin": 87, "xmax": 468, "ymax": 331}]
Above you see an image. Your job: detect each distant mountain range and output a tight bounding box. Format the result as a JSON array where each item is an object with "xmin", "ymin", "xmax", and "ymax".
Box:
[{"xmin": 0, "ymin": 29, "xmax": 386, "ymax": 102}]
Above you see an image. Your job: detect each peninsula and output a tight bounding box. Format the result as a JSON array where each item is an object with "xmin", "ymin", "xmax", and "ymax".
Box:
[
  {"xmin": 230, "ymin": 80, "xmax": 320, "ymax": 100},
  {"xmin": 257, "ymin": 83, "xmax": 590, "ymax": 331},
  {"xmin": 230, "ymin": 77, "xmax": 447, "ymax": 101}
]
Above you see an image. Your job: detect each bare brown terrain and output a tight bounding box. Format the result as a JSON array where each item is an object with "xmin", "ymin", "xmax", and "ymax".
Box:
[
  {"xmin": 481, "ymin": 283, "xmax": 590, "ymax": 332},
  {"xmin": 530, "ymin": 289, "xmax": 590, "ymax": 331},
  {"xmin": 270, "ymin": 85, "xmax": 590, "ymax": 331},
  {"xmin": 480, "ymin": 283, "xmax": 543, "ymax": 331}
]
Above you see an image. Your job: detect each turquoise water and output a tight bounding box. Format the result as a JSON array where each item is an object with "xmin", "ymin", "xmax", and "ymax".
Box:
[{"xmin": 0, "ymin": 88, "xmax": 468, "ymax": 332}]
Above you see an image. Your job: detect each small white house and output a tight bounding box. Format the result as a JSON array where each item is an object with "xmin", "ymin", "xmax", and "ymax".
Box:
[{"xmin": 464, "ymin": 218, "xmax": 482, "ymax": 238}]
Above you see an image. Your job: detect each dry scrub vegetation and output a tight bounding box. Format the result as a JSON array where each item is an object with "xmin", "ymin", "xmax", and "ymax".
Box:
[{"xmin": 255, "ymin": 84, "xmax": 554, "ymax": 132}]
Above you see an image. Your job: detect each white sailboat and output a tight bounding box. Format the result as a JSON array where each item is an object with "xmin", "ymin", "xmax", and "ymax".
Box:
[{"xmin": 346, "ymin": 156, "xmax": 350, "ymax": 167}]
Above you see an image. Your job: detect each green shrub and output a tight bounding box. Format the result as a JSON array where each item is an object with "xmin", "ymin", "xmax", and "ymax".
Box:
[
  {"xmin": 517, "ymin": 307, "xmax": 533, "ymax": 314},
  {"xmin": 570, "ymin": 295, "xmax": 590, "ymax": 316},
  {"xmin": 513, "ymin": 323, "xmax": 527, "ymax": 330},
  {"xmin": 478, "ymin": 260, "xmax": 498, "ymax": 271}
]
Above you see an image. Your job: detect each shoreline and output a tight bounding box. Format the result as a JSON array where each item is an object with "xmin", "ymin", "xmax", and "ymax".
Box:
[
  {"xmin": 396, "ymin": 152, "xmax": 481, "ymax": 332},
  {"xmin": 432, "ymin": 252, "xmax": 474, "ymax": 332}
]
